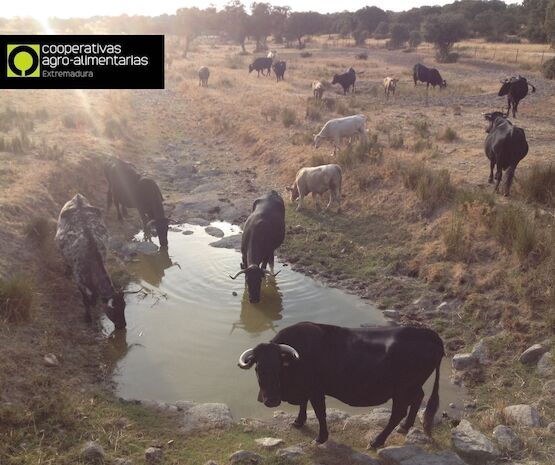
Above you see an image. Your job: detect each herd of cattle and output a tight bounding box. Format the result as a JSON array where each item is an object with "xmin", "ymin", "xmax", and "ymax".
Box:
[{"xmin": 53, "ymin": 53, "xmax": 538, "ymax": 449}]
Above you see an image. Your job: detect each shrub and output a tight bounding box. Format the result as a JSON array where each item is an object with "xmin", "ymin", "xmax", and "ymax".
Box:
[
  {"xmin": 0, "ymin": 275, "xmax": 33, "ymax": 322},
  {"xmin": 281, "ymin": 108, "xmax": 297, "ymax": 127},
  {"xmin": 443, "ymin": 214, "xmax": 468, "ymax": 261},
  {"xmin": 355, "ymin": 52, "xmax": 368, "ymax": 60},
  {"xmin": 224, "ymin": 54, "xmax": 245, "ymax": 69},
  {"xmin": 300, "ymin": 52, "xmax": 312, "ymax": 58},
  {"xmin": 218, "ymin": 78, "xmax": 234, "ymax": 88},
  {"xmin": 519, "ymin": 164, "xmax": 555, "ymax": 207},
  {"xmin": 413, "ymin": 139, "xmax": 432, "ymax": 153},
  {"xmin": 261, "ymin": 105, "xmax": 280, "ymax": 122},
  {"xmin": 305, "ymin": 99, "xmax": 323, "ymax": 121},
  {"xmin": 402, "ymin": 161, "xmax": 455, "ymax": 213},
  {"xmin": 542, "ymin": 57, "xmax": 555, "ymax": 80},
  {"xmin": 336, "ymin": 134, "xmax": 382, "ymax": 167},
  {"xmin": 389, "ymin": 133, "xmax": 404, "ymax": 149},
  {"xmin": 292, "ymin": 132, "xmax": 314, "ymax": 146},
  {"xmin": 310, "ymin": 154, "xmax": 327, "ymax": 166},
  {"xmin": 25, "ymin": 216, "xmax": 52, "ymax": 245},
  {"xmin": 438, "ymin": 127, "xmax": 458, "ymax": 142},
  {"xmin": 62, "ymin": 112, "xmax": 92, "ymax": 129},
  {"xmin": 104, "ymin": 118, "xmax": 127, "ymax": 139},
  {"xmin": 411, "ymin": 119, "xmax": 430, "ymax": 138},
  {"xmin": 491, "ymin": 205, "xmax": 538, "ymax": 259},
  {"xmin": 409, "ymin": 30, "xmax": 422, "ymax": 48}
]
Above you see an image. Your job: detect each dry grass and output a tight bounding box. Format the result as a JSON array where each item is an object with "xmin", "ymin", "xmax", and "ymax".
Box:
[
  {"xmin": 0, "ymin": 275, "xmax": 33, "ymax": 323},
  {"xmin": 519, "ymin": 164, "xmax": 555, "ymax": 207},
  {"xmin": 402, "ymin": 161, "xmax": 455, "ymax": 214}
]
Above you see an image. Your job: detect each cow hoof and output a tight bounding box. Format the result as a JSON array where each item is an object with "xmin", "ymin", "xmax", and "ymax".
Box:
[
  {"xmin": 367, "ymin": 440, "xmax": 383, "ymax": 450},
  {"xmin": 397, "ymin": 425, "xmax": 409, "ymax": 435},
  {"xmin": 315, "ymin": 436, "xmax": 328, "ymax": 444},
  {"xmin": 292, "ymin": 419, "xmax": 305, "ymax": 428},
  {"xmin": 488, "ymin": 178, "xmax": 493, "ymax": 184}
]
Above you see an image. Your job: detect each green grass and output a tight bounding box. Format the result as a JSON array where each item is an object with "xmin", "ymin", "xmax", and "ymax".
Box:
[
  {"xmin": 490, "ymin": 205, "xmax": 539, "ymax": 260},
  {"xmin": 336, "ymin": 135, "xmax": 382, "ymax": 168},
  {"xmin": 0, "ymin": 275, "xmax": 33, "ymax": 322},
  {"xmin": 442, "ymin": 213, "xmax": 468, "ymax": 262},
  {"xmin": 519, "ymin": 163, "xmax": 555, "ymax": 207},
  {"xmin": 402, "ymin": 161, "xmax": 455, "ymax": 214}
]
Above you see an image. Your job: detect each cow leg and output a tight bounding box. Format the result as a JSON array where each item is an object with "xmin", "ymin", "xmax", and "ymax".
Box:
[
  {"xmin": 369, "ymin": 395, "xmax": 409, "ymax": 449},
  {"xmin": 398, "ymin": 388, "xmax": 425, "ymax": 434},
  {"xmin": 494, "ymin": 166, "xmax": 503, "ymax": 193},
  {"xmin": 489, "ymin": 159, "xmax": 495, "ymax": 183},
  {"xmin": 268, "ymin": 256, "xmax": 275, "ymax": 274},
  {"xmin": 325, "ymin": 191, "xmax": 333, "ymax": 210},
  {"xmin": 310, "ymin": 395, "xmax": 328, "ymax": 444},
  {"xmin": 114, "ymin": 199, "xmax": 123, "ymax": 221},
  {"xmin": 504, "ymin": 165, "xmax": 516, "ymax": 196},
  {"xmin": 313, "ymin": 192, "xmax": 321, "ymax": 210},
  {"xmin": 296, "ymin": 194, "xmax": 304, "ymax": 211},
  {"xmin": 293, "ymin": 400, "xmax": 308, "ymax": 427},
  {"xmin": 513, "ymin": 100, "xmax": 518, "ymax": 118}
]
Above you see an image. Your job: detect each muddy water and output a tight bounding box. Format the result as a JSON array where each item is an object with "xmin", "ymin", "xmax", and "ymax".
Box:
[{"xmin": 106, "ymin": 223, "xmax": 466, "ymax": 419}]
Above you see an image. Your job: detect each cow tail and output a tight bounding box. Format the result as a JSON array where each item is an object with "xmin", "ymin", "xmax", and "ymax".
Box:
[
  {"xmin": 529, "ymin": 83, "xmax": 536, "ymax": 93},
  {"xmin": 423, "ymin": 360, "xmax": 441, "ymax": 436}
]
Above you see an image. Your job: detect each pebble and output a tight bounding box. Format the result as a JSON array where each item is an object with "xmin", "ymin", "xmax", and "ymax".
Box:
[
  {"xmin": 229, "ymin": 450, "xmax": 262, "ymax": 464},
  {"xmin": 519, "ymin": 344, "xmax": 548, "ymax": 365},
  {"xmin": 80, "ymin": 441, "xmax": 105, "ymax": 464},
  {"xmin": 145, "ymin": 447, "xmax": 164, "ymax": 464},
  {"xmin": 43, "ymin": 353, "xmax": 60, "ymax": 367}
]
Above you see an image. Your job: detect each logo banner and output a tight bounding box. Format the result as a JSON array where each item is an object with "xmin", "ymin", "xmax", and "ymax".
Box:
[{"xmin": 1, "ymin": 35, "xmax": 164, "ymax": 89}]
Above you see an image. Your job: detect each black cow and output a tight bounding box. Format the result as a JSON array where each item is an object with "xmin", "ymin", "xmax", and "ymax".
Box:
[
  {"xmin": 104, "ymin": 158, "xmax": 170, "ymax": 247},
  {"xmin": 272, "ymin": 61, "xmax": 286, "ymax": 82},
  {"xmin": 249, "ymin": 57, "xmax": 273, "ymax": 77},
  {"xmin": 332, "ymin": 67, "xmax": 357, "ymax": 95},
  {"xmin": 229, "ymin": 191, "xmax": 285, "ymax": 303},
  {"xmin": 484, "ymin": 111, "xmax": 528, "ymax": 196},
  {"xmin": 413, "ymin": 63, "xmax": 446, "ymax": 89},
  {"xmin": 238, "ymin": 322, "xmax": 444, "ymax": 449},
  {"xmin": 498, "ymin": 75, "xmax": 536, "ymax": 118}
]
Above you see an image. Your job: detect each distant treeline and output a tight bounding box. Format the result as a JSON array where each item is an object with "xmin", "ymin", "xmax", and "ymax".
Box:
[{"xmin": 3, "ymin": 1, "xmax": 555, "ymax": 54}]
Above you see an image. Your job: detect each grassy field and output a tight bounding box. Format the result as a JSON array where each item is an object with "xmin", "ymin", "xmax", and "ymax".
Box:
[{"xmin": 0, "ymin": 36, "xmax": 554, "ymax": 463}]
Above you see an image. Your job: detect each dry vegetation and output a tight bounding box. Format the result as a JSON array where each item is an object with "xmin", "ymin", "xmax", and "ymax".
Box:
[{"xmin": 0, "ymin": 35, "xmax": 554, "ymax": 463}]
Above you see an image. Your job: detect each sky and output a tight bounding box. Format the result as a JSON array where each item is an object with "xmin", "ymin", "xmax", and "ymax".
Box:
[{"xmin": 1, "ymin": 0, "xmax": 521, "ymax": 19}]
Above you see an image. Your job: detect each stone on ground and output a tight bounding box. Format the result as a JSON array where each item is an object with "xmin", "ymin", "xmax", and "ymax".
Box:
[
  {"xmin": 493, "ymin": 425, "xmax": 522, "ymax": 453},
  {"xmin": 503, "ymin": 405, "xmax": 541, "ymax": 427},
  {"xmin": 180, "ymin": 402, "xmax": 233, "ymax": 433},
  {"xmin": 255, "ymin": 437, "xmax": 284, "ymax": 448},
  {"xmin": 451, "ymin": 419, "xmax": 499, "ymax": 461},
  {"xmin": 229, "ymin": 450, "xmax": 262, "ymax": 464},
  {"xmin": 80, "ymin": 441, "xmax": 105, "ymax": 464}
]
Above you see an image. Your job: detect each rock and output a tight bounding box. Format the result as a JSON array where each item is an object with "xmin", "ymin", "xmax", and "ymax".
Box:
[
  {"xmin": 185, "ymin": 217, "xmax": 210, "ymax": 226},
  {"xmin": 176, "ymin": 164, "xmax": 198, "ymax": 176},
  {"xmin": 547, "ymin": 422, "xmax": 555, "ymax": 434},
  {"xmin": 229, "ymin": 450, "xmax": 262, "ymax": 464},
  {"xmin": 272, "ymin": 410, "xmax": 294, "ymax": 421},
  {"xmin": 543, "ymin": 379, "xmax": 555, "ymax": 395},
  {"xmin": 344, "ymin": 407, "xmax": 392, "ymax": 429},
  {"xmin": 205, "ymin": 226, "xmax": 224, "ymax": 238},
  {"xmin": 452, "ymin": 353, "xmax": 477, "ymax": 371},
  {"xmin": 182, "ymin": 230, "xmax": 194, "ymax": 235},
  {"xmin": 145, "ymin": 447, "xmax": 163, "ymax": 464},
  {"xmin": 383, "ymin": 309, "xmax": 400, "ymax": 320},
  {"xmin": 519, "ymin": 344, "xmax": 548, "ymax": 365},
  {"xmin": 451, "ymin": 419, "xmax": 499, "ymax": 461},
  {"xmin": 307, "ymin": 408, "xmax": 350, "ymax": 424},
  {"xmin": 503, "ymin": 405, "xmax": 541, "ymax": 427},
  {"xmin": 113, "ymin": 459, "xmax": 133, "ymax": 465},
  {"xmin": 80, "ymin": 441, "xmax": 105, "ymax": 464},
  {"xmin": 436, "ymin": 301, "xmax": 451, "ymax": 312},
  {"xmin": 180, "ymin": 402, "xmax": 233, "ymax": 433},
  {"xmin": 378, "ymin": 445, "xmax": 424, "ymax": 464},
  {"xmin": 378, "ymin": 445, "xmax": 466, "ymax": 465},
  {"xmin": 203, "ymin": 461, "xmax": 219, "ymax": 465},
  {"xmin": 209, "ymin": 234, "xmax": 242, "ymax": 250},
  {"xmin": 405, "ymin": 427, "xmax": 431, "ymax": 445},
  {"xmin": 493, "ymin": 425, "xmax": 522, "ymax": 453},
  {"xmin": 351, "ymin": 452, "xmax": 380, "ymax": 465},
  {"xmin": 232, "ymin": 291, "xmax": 238, "ymax": 296},
  {"xmin": 276, "ymin": 445, "xmax": 304, "ymax": 459},
  {"xmin": 471, "ymin": 339, "xmax": 489, "ymax": 365},
  {"xmin": 43, "ymin": 353, "xmax": 59, "ymax": 367},
  {"xmin": 124, "ymin": 241, "xmax": 158, "ymax": 256},
  {"xmin": 255, "ymin": 437, "xmax": 284, "ymax": 448},
  {"xmin": 536, "ymin": 352, "xmax": 553, "ymax": 377}
]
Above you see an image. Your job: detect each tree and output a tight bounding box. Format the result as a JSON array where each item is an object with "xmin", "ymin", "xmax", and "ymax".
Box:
[
  {"xmin": 374, "ymin": 21, "xmax": 389, "ymax": 39},
  {"xmin": 422, "ymin": 13, "xmax": 468, "ymax": 62},
  {"xmin": 523, "ymin": 0, "xmax": 549, "ymax": 43},
  {"xmin": 545, "ymin": 0, "xmax": 555, "ymax": 46},
  {"xmin": 285, "ymin": 12, "xmax": 323, "ymax": 48},
  {"xmin": 175, "ymin": 7, "xmax": 205, "ymax": 57},
  {"xmin": 354, "ymin": 6, "xmax": 387, "ymax": 35},
  {"xmin": 249, "ymin": 2, "xmax": 273, "ymax": 51},
  {"xmin": 389, "ymin": 23, "xmax": 410, "ymax": 48},
  {"xmin": 409, "ymin": 30, "xmax": 422, "ymax": 48},
  {"xmin": 220, "ymin": 1, "xmax": 249, "ymax": 52},
  {"xmin": 270, "ymin": 5, "xmax": 291, "ymax": 43}
]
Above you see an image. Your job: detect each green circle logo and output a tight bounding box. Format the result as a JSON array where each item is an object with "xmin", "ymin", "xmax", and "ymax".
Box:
[{"xmin": 7, "ymin": 44, "xmax": 40, "ymax": 78}]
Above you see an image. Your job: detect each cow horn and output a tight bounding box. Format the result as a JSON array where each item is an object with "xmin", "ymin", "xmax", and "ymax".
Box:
[
  {"xmin": 238, "ymin": 348, "xmax": 255, "ymax": 369},
  {"xmin": 265, "ymin": 269, "xmax": 281, "ymax": 278},
  {"xmin": 279, "ymin": 344, "xmax": 300, "ymax": 360},
  {"xmin": 229, "ymin": 269, "xmax": 246, "ymax": 279}
]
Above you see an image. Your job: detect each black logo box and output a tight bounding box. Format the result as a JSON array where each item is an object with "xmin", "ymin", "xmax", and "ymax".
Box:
[{"xmin": 0, "ymin": 35, "xmax": 164, "ymax": 89}]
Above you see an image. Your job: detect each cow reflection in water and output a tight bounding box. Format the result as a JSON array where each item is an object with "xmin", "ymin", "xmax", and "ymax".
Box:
[
  {"xmin": 104, "ymin": 329, "xmax": 144, "ymax": 374},
  {"xmin": 232, "ymin": 279, "xmax": 284, "ymax": 334},
  {"xmin": 130, "ymin": 248, "xmax": 180, "ymax": 287}
]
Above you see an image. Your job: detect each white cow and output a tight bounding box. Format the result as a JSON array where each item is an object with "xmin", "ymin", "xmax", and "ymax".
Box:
[
  {"xmin": 384, "ymin": 77, "xmax": 399, "ymax": 99},
  {"xmin": 286, "ymin": 164, "xmax": 342, "ymax": 211},
  {"xmin": 312, "ymin": 80, "xmax": 325, "ymax": 100},
  {"xmin": 313, "ymin": 114, "xmax": 367, "ymax": 155}
]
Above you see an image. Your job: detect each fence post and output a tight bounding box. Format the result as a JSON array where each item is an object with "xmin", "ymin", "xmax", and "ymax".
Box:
[
  {"xmin": 475, "ymin": 46, "xmax": 477, "ymax": 58},
  {"xmin": 515, "ymin": 49, "xmax": 519, "ymax": 64},
  {"xmin": 492, "ymin": 48, "xmax": 496, "ymax": 60},
  {"xmin": 541, "ymin": 50, "xmax": 545, "ymax": 65}
]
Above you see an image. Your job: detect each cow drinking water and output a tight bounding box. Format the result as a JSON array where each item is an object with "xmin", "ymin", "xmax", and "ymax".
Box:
[{"xmin": 229, "ymin": 191, "xmax": 285, "ymax": 303}]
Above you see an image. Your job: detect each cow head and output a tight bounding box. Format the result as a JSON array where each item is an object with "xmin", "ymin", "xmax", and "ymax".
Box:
[
  {"xmin": 105, "ymin": 291, "xmax": 126, "ymax": 330},
  {"xmin": 285, "ymin": 184, "xmax": 299, "ymax": 201},
  {"xmin": 441, "ymin": 79, "xmax": 447, "ymax": 89},
  {"xmin": 147, "ymin": 218, "xmax": 170, "ymax": 248},
  {"xmin": 331, "ymin": 74, "xmax": 339, "ymax": 85},
  {"xmin": 248, "ymin": 64, "xmax": 254, "ymax": 73},
  {"xmin": 238, "ymin": 343, "xmax": 300, "ymax": 407},
  {"xmin": 484, "ymin": 111, "xmax": 507, "ymax": 133},
  {"xmin": 313, "ymin": 133, "xmax": 323, "ymax": 148},
  {"xmin": 229, "ymin": 265, "xmax": 280, "ymax": 303}
]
